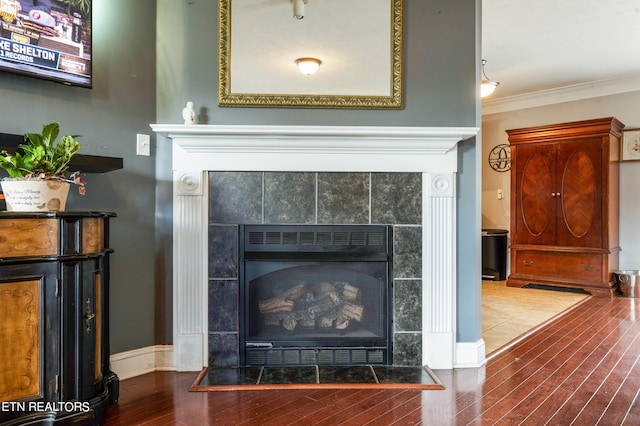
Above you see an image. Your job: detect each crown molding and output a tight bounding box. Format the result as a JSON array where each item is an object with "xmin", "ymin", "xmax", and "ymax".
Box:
[{"xmin": 482, "ymin": 73, "xmax": 640, "ymax": 115}]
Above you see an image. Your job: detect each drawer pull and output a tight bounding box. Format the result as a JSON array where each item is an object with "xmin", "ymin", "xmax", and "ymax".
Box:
[
  {"xmin": 580, "ymin": 264, "xmax": 594, "ymax": 271},
  {"xmin": 523, "ymin": 260, "xmax": 533, "ymax": 266}
]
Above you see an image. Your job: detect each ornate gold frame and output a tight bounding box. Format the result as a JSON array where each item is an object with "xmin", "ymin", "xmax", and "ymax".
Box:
[{"xmin": 218, "ymin": 0, "xmax": 403, "ymax": 109}]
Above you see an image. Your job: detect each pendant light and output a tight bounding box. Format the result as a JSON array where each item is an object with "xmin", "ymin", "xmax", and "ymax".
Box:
[{"xmin": 481, "ymin": 59, "xmax": 499, "ymax": 98}]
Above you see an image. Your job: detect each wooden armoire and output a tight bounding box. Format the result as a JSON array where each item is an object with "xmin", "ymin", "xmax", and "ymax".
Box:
[{"xmin": 506, "ymin": 117, "xmax": 623, "ymax": 297}]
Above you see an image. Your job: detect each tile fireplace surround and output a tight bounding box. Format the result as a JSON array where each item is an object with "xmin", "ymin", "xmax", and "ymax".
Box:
[{"xmin": 151, "ymin": 124, "xmax": 479, "ymax": 370}]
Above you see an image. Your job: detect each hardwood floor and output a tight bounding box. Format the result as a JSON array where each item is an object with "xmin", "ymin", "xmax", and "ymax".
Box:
[{"xmin": 104, "ymin": 296, "xmax": 640, "ymax": 425}]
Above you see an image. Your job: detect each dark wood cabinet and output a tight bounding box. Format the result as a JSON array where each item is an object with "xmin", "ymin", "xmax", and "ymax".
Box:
[
  {"xmin": 0, "ymin": 212, "xmax": 118, "ymax": 425},
  {"xmin": 507, "ymin": 117, "xmax": 623, "ymax": 296}
]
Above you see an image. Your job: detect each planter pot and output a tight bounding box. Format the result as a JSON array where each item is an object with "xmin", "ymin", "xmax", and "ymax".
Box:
[{"xmin": 1, "ymin": 179, "xmax": 70, "ymax": 211}]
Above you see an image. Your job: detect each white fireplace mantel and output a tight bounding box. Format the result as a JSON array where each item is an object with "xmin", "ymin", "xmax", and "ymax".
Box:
[{"xmin": 151, "ymin": 124, "xmax": 480, "ymax": 370}]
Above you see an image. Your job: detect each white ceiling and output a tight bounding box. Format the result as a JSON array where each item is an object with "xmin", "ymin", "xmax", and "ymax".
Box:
[{"xmin": 482, "ymin": 0, "xmax": 640, "ymax": 102}]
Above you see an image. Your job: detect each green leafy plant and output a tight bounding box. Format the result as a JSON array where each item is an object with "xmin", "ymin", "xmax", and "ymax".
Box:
[
  {"xmin": 57, "ymin": 0, "xmax": 91, "ymax": 23},
  {"xmin": 0, "ymin": 122, "xmax": 85, "ymax": 194}
]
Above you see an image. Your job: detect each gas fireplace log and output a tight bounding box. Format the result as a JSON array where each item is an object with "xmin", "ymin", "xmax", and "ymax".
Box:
[
  {"xmin": 316, "ymin": 316, "xmax": 334, "ymax": 329},
  {"xmin": 340, "ymin": 302, "xmax": 364, "ymax": 322},
  {"xmin": 315, "ymin": 313, "xmax": 350, "ymax": 329},
  {"xmin": 258, "ymin": 281, "xmax": 366, "ymax": 330},
  {"xmin": 306, "ymin": 296, "xmax": 338, "ymax": 319},
  {"xmin": 335, "ymin": 281, "xmax": 361, "ymax": 302},
  {"xmin": 295, "ymin": 291, "xmax": 316, "ymax": 310},
  {"xmin": 272, "ymin": 282, "xmax": 307, "ymax": 300},
  {"xmin": 281, "ymin": 314, "xmax": 298, "ymax": 331},
  {"xmin": 258, "ymin": 297, "xmax": 295, "ymax": 313},
  {"xmin": 264, "ymin": 312, "xmax": 302, "ymax": 330},
  {"xmin": 297, "ymin": 314, "xmax": 315, "ymax": 328},
  {"xmin": 335, "ymin": 315, "xmax": 350, "ymax": 329},
  {"xmin": 258, "ymin": 282, "xmax": 308, "ymax": 313},
  {"xmin": 313, "ymin": 282, "xmax": 340, "ymax": 303}
]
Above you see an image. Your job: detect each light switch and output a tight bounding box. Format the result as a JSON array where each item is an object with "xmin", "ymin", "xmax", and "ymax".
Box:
[{"xmin": 136, "ymin": 133, "xmax": 150, "ymax": 156}]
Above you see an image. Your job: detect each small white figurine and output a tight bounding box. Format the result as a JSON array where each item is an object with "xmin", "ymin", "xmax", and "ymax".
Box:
[{"xmin": 182, "ymin": 101, "xmax": 195, "ymax": 125}]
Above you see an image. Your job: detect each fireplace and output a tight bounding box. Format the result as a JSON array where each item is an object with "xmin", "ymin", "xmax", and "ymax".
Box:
[
  {"xmin": 151, "ymin": 124, "xmax": 480, "ymax": 370},
  {"xmin": 240, "ymin": 225, "xmax": 393, "ymax": 365}
]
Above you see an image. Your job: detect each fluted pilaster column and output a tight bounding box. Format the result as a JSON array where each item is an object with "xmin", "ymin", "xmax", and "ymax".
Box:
[
  {"xmin": 172, "ymin": 171, "xmax": 208, "ymax": 371},
  {"xmin": 423, "ymin": 172, "xmax": 456, "ymax": 368}
]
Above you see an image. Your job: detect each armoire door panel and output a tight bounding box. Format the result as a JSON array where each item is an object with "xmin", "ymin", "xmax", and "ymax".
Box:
[
  {"xmin": 557, "ymin": 140, "xmax": 602, "ymax": 247},
  {"xmin": 515, "ymin": 144, "xmax": 556, "ymax": 245}
]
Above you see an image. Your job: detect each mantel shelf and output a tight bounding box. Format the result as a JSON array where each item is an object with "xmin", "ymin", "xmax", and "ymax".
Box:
[
  {"xmin": 151, "ymin": 124, "xmax": 479, "ymax": 173},
  {"xmin": 0, "ymin": 132, "xmax": 123, "ymax": 174}
]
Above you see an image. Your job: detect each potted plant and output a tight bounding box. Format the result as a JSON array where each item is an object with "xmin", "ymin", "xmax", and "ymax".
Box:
[{"xmin": 0, "ymin": 122, "xmax": 85, "ymax": 211}]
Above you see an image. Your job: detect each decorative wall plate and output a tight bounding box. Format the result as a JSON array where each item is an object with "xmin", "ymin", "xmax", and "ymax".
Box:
[{"xmin": 488, "ymin": 144, "xmax": 511, "ymax": 172}]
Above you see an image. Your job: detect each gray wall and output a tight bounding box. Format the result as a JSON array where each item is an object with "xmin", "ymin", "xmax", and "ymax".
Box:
[
  {"xmin": 157, "ymin": 0, "xmax": 482, "ymax": 350},
  {"xmin": 0, "ymin": 0, "xmax": 158, "ymax": 353}
]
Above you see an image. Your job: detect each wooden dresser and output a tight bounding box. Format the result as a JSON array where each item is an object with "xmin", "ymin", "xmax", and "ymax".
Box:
[
  {"xmin": 0, "ymin": 212, "xmax": 118, "ymax": 425},
  {"xmin": 506, "ymin": 117, "xmax": 623, "ymax": 297}
]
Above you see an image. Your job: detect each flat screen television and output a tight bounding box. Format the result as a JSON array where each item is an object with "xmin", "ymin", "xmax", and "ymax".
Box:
[{"xmin": 0, "ymin": 0, "xmax": 91, "ymax": 87}]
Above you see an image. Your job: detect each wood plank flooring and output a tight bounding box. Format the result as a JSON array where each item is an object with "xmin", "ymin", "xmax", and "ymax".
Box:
[{"xmin": 104, "ymin": 296, "xmax": 640, "ymax": 425}]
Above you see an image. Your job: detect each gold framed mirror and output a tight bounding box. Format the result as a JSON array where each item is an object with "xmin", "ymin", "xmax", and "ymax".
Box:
[{"xmin": 218, "ymin": 0, "xmax": 403, "ymax": 109}]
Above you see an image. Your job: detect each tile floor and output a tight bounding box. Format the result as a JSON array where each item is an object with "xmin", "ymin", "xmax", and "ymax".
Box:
[{"xmin": 482, "ymin": 280, "xmax": 590, "ymax": 356}]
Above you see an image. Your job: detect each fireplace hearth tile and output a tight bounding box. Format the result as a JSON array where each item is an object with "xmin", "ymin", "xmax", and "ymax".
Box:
[
  {"xmin": 197, "ymin": 366, "xmax": 262, "ymax": 386},
  {"xmin": 190, "ymin": 365, "xmax": 444, "ymax": 391},
  {"xmin": 260, "ymin": 366, "xmax": 318, "ymax": 385},
  {"xmin": 317, "ymin": 366, "xmax": 377, "ymax": 384},
  {"xmin": 373, "ymin": 366, "xmax": 436, "ymax": 385}
]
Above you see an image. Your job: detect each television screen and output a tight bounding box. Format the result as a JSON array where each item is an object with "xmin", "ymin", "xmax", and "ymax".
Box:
[{"xmin": 0, "ymin": 0, "xmax": 91, "ymax": 87}]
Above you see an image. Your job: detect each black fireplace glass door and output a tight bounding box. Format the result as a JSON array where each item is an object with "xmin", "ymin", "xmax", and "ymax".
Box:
[{"xmin": 244, "ymin": 261, "xmax": 388, "ymax": 343}]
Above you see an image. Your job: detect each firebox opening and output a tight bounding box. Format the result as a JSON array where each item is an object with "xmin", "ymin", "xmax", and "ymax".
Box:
[{"xmin": 240, "ymin": 225, "xmax": 393, "ymax": 366}]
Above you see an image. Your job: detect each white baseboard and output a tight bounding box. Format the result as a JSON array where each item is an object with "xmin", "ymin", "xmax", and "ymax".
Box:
[
  {"xmin": 110, "ymin": 345, "xmax": 176, "ymax": 380},
  {"xmin": 454, "ymin": 339, "xmax": 486, "ymax": 368}
]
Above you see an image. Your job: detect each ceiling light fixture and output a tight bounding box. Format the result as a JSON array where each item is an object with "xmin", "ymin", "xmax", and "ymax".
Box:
[
  {"xmin": 481, "ymin": 59, "xmax": 499, "ymax": 98},
  {"xmin": 295, "ymin": 57, "xmax": 321, "ymax": 75},
  {"xmin": 291, "ymin": 0, "xmax": 308, "ymax": 19}
]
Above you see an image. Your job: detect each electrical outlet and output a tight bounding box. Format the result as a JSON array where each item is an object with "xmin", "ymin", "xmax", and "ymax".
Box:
[
  {"xmin": 497, "ymin": 188, "xmax": 503, "ymax": 200},
  {"xmin": 136, "ymin": 134, "xmax": 150, "ymax": 156}
]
